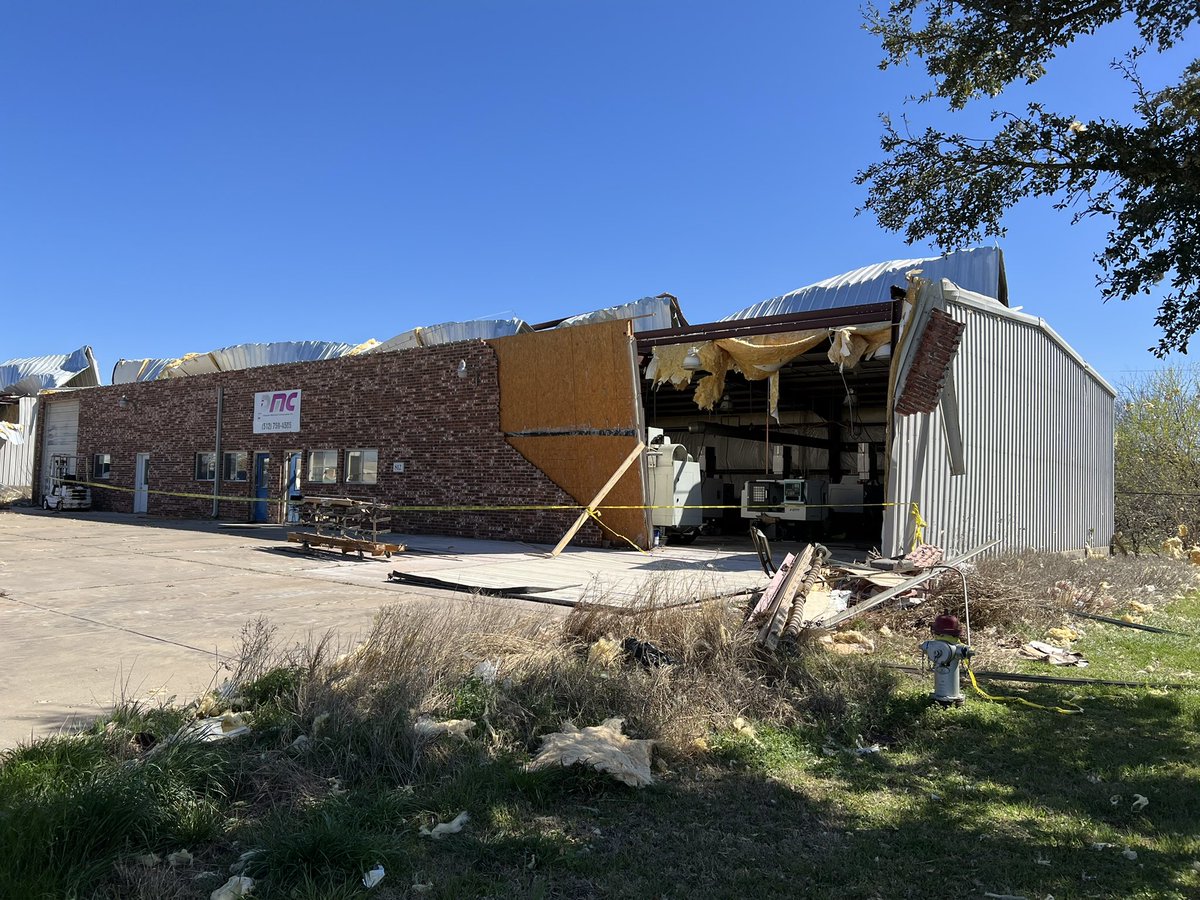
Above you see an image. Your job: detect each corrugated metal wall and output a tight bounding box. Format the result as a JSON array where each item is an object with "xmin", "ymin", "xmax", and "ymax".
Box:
[
  {"xmin": 883, "ymin": 289, "xmax": 1114, "ymax": 556},
  {"xmin": 0, "ymin": 397, "xmax": 39, "ymax": 493}
]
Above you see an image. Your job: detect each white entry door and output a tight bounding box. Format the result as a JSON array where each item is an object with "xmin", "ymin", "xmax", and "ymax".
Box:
[{"xmin": 133, "ymin": 453, "xmax": 150, "ymax": 513}]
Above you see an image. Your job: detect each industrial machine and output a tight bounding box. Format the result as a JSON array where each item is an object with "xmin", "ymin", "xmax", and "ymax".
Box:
[
  {"xmin": 740, "ymin": 477, "xmax": 828, "ymax": 538},
  {"xmin": 42, "ymin": 454, "xmax": 92, "ymax": 511},
  {"xmin": 647, "ymin": 429, "xmax": 702, "ymax": 544}
]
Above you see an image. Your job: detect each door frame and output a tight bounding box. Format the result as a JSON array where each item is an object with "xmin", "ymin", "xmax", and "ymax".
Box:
[
  {"xmin": 133, "ymin": 453, "xmax": 150, "ymax": 514},
  {"xmin": 285, "ymin": 450, "xmax": 303, "ymax": 523},
  {"xmin": 252, "ymin": 451, "xmax": 271, "ymax": 523}
]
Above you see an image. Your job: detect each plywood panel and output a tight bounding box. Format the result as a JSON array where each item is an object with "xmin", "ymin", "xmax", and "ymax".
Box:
[
  {"xmin": 490, "ymin": 321, "xmax": 649, "ymax": 548},
  {"xmin": 490, "ymin": 320, "xmax": 638, "ymax": 433},
  {"xmin": 507, "ymin": 435, "xmax": 647, "ymax": 548}
]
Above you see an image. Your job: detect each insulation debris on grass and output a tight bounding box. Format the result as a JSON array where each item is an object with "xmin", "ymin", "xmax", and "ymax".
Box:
[
  {"xmin": 819, "ymin": 631, "xmax": 875, "ymax": 654},
  {"xmin": 419, "ymin": 811, "xmax": 470, "ymax": 839},
  {"xmin": 362, "ymin": 864, "xmax": 385, "ymax": 888},
  {"xmin": 210, "ymin": 875, "xmax": 254, "ymax": 900},
  {"xmin": 412, "ymin": 716, "xmax": 475, "ymax": 740},
  {"xmin": 473, "ymin": 659, "xmax": 500, "ymax": 683},
  {"xmin": 586, "ymin": 637, "xmax": 622, "ymax": 668},
  {"xmin": 1045, "ymin": 626, "xmax": 1079, "ymax": 645},
  {"xmin": 167, "ymin": 850, "xmax": 193, "ymax": 868},
  {"xmin": 528, "ymin": 717, "xmax": 655, "ymax": 787},
  {"xmin": 1019, "ymin": 640, "xmax": 1088, "ymax": 667},
  {"xmin": 732, "ymin": 716, "xmax": 762, "ymax": 745}
]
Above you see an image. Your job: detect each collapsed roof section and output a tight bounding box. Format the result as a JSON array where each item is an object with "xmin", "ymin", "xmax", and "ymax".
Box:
[
  {"xmin": 0, "ymin": 346, "xmax": 101, "ymax": 396},
  {"xmin": 102, "ymin": 250, "xmax": 1000, "ymax": 395},
  {"xmin": 0, "ymin": 346, "xmax": 101, "ymax": 448},
  {"xmin": 538, "ymin": 294, "xmax": 686, "ymax": 333},
  {"xmin": 723, "ymin": 246, "xmax": 1006, "ymax": 320},
  {"xmin": 367, "ymin": 318, "xmax": 532, "ymax": 355},
  {"xmin": 637, "ymin": 248, "xmax": 1009, "ymax": 421},
  {"xmin": 112, "ymin": 339, "xmax": 379, "ymax": 384}
]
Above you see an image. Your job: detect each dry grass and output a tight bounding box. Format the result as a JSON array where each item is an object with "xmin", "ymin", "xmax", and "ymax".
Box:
[
  {"xmin": 210, "ymin": 594, "xmax": 901, "ymax": 793},
  {"xmin": 868, "ymin": 550, "xmax": 1199, "ymax": 637}
]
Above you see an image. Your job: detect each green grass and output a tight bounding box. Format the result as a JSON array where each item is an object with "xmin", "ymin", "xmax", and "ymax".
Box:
[{"xmin": 3, "ymin": 590, "xmax": 1199, "ymax": 899}]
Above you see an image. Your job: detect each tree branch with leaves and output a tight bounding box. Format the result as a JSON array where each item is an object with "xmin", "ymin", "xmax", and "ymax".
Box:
[{"xmin": 857, "ymin": 2, "xmax": 1200, "ymax": 354}]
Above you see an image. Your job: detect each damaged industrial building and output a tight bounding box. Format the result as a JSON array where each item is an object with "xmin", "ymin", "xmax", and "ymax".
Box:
[
  {"xmin": 1, "ymin": 346, "xmax": 101, "ymax": 503},
  {"xmin": 31, "ymin": 247, "xmax": 1114, "ymax": 555}
]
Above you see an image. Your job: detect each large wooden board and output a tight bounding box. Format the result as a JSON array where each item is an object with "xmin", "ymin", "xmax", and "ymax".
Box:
[{"xmin": 490, "ymin": 321, "xmax": 649, "ymax": 548}]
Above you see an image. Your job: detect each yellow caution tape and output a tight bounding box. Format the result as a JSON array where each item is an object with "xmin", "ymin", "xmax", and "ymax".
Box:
[
  {"xmin": 966, "ymin": 665, "xmax": 1083, "ymax": 715},
  {"xmin": 910, "ymin": 502, "xmax": 927, "ymax": 550},
  {"xmin": 585, "ymin": 508, "xmax": 648, "ymax": 554},
  {"xmin": 60, "ymin": 479, "xmax": 927, "ymax": 515}
]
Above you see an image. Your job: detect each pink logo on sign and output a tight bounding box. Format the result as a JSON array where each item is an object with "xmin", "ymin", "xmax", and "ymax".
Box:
[{"xmin": 269, "ymin": 391, "xmax": 299, "ymax": 413}]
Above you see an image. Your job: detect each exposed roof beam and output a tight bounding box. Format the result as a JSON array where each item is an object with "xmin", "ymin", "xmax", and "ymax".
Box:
[{"xmin": 635, "ymin": 302, "xmax": 896, "ymax": 352}]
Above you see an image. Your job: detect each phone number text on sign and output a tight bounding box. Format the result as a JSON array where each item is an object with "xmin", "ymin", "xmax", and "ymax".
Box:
[{"xmin": 253, "ymin": 390, "xmax": 301, "ymax": 434}]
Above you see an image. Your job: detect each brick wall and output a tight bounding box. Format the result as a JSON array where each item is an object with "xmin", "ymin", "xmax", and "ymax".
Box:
[
  {"xmin": 895, "ymin": 308, "xmax": 965, "ymax": 416},
  {"xmin": 44, "ymin": 342, "xmax": 605, "ymax": 546}
]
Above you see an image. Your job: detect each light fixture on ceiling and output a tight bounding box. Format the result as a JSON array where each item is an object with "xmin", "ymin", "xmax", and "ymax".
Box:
[
  {"xmin": 682, "ymin": 347, "xmax": 703, "ymax": 371},
  {"xmin": 718, "ymin": 394, "xmax": 733, "ymax": 412},
  {"xmin": 456, "ymin": 359, "xmax": 468, "ymax": 378},
  {"xmin": 843, "ymin": 387, "xmax": 857, "ymax": 407}
]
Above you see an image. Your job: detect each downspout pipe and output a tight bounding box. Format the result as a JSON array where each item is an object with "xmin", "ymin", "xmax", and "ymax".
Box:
[{"xmin": 212, "ymin": 387, "xmax": 223, "ymax": 518}]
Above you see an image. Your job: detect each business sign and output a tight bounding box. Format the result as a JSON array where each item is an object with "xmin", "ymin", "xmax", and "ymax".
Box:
[{"xmin": 253, "ymin": 390, "xmax": 302, "ymax": 433}]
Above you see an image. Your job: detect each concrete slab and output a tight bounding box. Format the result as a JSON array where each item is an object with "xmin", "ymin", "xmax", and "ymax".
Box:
[{"xmin": 0, "ymin": 509, "xmax": 768, "ymax": 748}]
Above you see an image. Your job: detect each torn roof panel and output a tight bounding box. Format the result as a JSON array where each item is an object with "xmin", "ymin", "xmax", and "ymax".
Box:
[
  {"xmin": 368, "ymin": 318, "xmax": 532, "ymax": 355},
  {"xmin": 0, "ymin": 346, "xmax": 101, "ymax": 395},
  {"xmin": 111, "ymin": 339, "xmax": 377, "ymax": 383},
  {"xmin": 553, "ymin": 295, "xmax": 683, "ymax": 333},
  {"xmin": 723, "ymin": 247, "xmax": 1006, "ymax": 321}
]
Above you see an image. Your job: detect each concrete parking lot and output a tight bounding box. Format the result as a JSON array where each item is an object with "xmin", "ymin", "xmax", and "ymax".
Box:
[
  {"xmin": 0, "ymin": 509, "xmax": 766, "ymax": 748},
  {"xmin": 0, "ymin": 510, "xmax": 495, "ymax": 747}
]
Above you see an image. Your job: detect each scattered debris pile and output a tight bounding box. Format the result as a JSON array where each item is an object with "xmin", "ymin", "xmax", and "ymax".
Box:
[{"xmin": 746, "ymin": 539, "xmax": 995, "ymax": 649}]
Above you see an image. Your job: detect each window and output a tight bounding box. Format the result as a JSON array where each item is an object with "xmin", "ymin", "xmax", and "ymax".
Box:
[
  {"xmin": 223, "ymin": 451, "xmax": 249, "ymax": 482},
  {"xmin": 195, "ymin": 452, "xmax": 217, "ymax": 481},
  {"xmin": 307, "ymin": 450, "xmax": 338, "ymax": 484},
  {"xmin": 93, "ymin": 454, "xmax": 112, "ymax": 479},
  {"xmin": 345, "ymin": 449, "xmax": 378, "ymax": 485}
]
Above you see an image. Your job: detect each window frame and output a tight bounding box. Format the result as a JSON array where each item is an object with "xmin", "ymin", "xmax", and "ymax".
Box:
[
  {"xmin": 93, "ymin": 453, "xmax": 112, "ymax": 479},
  {"xmin": 195, "ymin": 451, "xmax": 217, "ymax": 482},
  {"xmin": 222, "ymin": 450, "xmax": 249, "ymax": 483},
  {"xmin": 307, "ymin": 449, "xmax": 338, "ymax": 484},
  {"xmin": 345, "ymin": 448, "xmax": 379, "ymax": 485}
]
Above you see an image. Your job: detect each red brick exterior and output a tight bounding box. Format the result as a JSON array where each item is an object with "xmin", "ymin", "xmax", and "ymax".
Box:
[
  {"xmin": 36, "ymin": 342, "xmax": 605, "ymax": 546},
  {"xmin": 895, "ymin": 308, "xmax": 965, "ymax": 416}
]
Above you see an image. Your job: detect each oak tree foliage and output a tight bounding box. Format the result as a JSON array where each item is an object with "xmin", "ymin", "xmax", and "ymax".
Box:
[
  {"xmin": 857, "ymin": 2, "xmax": 1200, "ymax": 354},
  {"xmin": 1114, "ymin": 366, "xmax": 1200, "ymax": 551}
]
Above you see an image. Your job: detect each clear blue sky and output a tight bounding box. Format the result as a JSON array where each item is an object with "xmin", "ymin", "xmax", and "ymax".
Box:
[{"xmin": 1, "ymin": 3, "xmax": 1192, "ymax": 384}]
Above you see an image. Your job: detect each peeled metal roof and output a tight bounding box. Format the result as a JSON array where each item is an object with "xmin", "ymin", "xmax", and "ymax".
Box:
[
  {"xmin": 368, "ymin": 318, "xmax": 532, "ymax": 355},
  {"xmin": 554, "ymin": 296, "xmax": 681, "ymax": 333},
  {"xmin": 112, "ymin": 340, "xmax": 377, "ymax": 384},
  {"xmin": 0, "ymin": 346, "xmax": 101, "ymax": 395},
  {"xmin": 723, "ymin": 247, "xmax": 1006, "ymax": 320}
]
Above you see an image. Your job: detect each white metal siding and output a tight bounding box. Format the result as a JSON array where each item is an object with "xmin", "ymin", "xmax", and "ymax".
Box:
[
  {"xmin": 0, "ymin": 397, "xmax": 39, "ymax": 493},
  {"xmin": 884, "ymin": 295, "xmax": 1114, "ymax": 555},
  {"xmin": 41, "ymin": 399, "xmax": 80, "ymax": 493}
]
